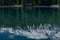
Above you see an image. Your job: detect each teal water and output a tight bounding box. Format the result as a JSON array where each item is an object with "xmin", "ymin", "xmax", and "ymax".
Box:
[
  {"xmin": 0, "ymin": 32, "xmax": 49, "ymax": 40},
  {"xmin": 0, "ymin": 7, "xmax": 59, "ymax": 40},
  {"xmin": 0, "ymin": 7, "xmax": 59, "ymax": 27}
]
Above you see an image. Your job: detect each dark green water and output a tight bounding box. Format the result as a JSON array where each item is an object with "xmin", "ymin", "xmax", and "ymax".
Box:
[{"xmin": 0, "ymin": 7, "xmax": 59, "ymax": 27}]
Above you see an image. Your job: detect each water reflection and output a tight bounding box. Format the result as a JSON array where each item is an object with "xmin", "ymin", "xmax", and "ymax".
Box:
[
  {"xmin": 0, "ymin": 7, "xmax": 58, "ymax": 26},
  {"xmin": 0, "ymin": 25, "xmax": 59, "ymax": 40}
]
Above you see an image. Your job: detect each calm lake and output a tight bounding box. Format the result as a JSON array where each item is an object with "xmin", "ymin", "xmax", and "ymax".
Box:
[
  {"xmin": 0, "ymin": 7, "xmax": 60, "ymax": 40},
  {"xmin": 0, "ymin": 7, "xmax": 59, "ymax": 26}
]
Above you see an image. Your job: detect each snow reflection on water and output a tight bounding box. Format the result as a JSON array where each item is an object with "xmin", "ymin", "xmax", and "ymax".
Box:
[{"xmin": 0, "ymin": 24, "xmax": 60, "ymax": 40}]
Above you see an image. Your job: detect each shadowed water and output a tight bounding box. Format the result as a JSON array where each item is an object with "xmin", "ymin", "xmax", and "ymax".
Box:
[
  {"xmin": 0, "ymin": 7, "xmax": 59, "ymax": 40},
  {"xmin": 0, "ymin": 7, "xmax": 59, "ymax": 26}
]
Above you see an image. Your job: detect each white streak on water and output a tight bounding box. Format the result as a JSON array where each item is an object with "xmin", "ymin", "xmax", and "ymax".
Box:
[{"xmin": 0, "ymin": 24, "xmax": 60, "ymax": 40}]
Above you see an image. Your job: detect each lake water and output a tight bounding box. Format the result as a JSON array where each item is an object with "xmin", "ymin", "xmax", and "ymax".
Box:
[
  {"xmin": 0, "ymin": 7, "xmax": 60, "ymax": 40},
  {"xmin": 0, "ymin": 31, "xmax": 48, "ymax": 40},
  {"xmin": 0, "ymin": 7, "xmax": 59, "ymax": 26}
]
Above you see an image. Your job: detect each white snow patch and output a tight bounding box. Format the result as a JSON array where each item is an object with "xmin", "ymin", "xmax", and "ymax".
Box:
[{"xmin": 54, "ymin": 32, "xmax": 60, "ymax": 38}]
